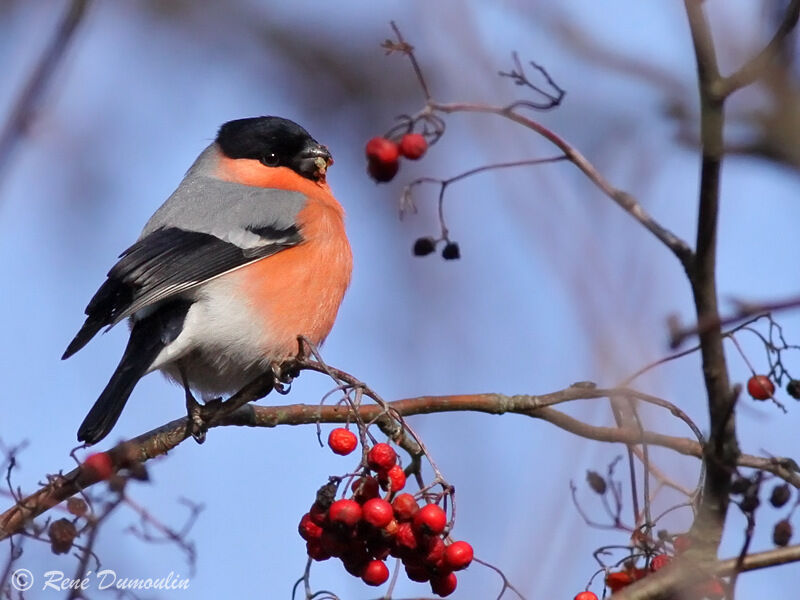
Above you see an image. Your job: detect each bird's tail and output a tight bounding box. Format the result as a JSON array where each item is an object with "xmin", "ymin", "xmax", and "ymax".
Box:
[{"xmin": 77, "ymin": 322, "xmax": 164, "ymax": 445}]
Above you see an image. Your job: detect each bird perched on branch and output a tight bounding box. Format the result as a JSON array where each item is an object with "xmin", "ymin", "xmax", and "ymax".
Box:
[{"xmin": 63, "ymin": 116, "xmax": 352, "ymax": 445}]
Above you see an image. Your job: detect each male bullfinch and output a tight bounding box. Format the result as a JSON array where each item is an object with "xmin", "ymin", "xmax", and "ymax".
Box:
[{"xmin": 63, "ymin": 116, "xmax": 352, "ymax": 445}]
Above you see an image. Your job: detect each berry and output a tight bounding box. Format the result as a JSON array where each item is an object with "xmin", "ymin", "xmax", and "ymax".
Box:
[
  {"xmin": 66, "ymin": 497, "xmax": 88, "ymax": 517},
  {"xmin": 367, "ymin": 158, "xmax": 399, "ymax": 183},
  {"xmin": 650, "ymin": 554, "xmax": 671, "ymax": 571},
  {"xmin": 399, "ymin": 133, "xmax": 428, "ymax": 160},
  {"xmin": 422, "ymin": 535, "xmax": 446, "ymax": 568},
  {"xmin": 362, "ymin": 498, "xmax": 394, "ymax": 528},
  {"xmin": 747, "ymin": 374, "xmax": 775, "ymax": 400},
  {"xmin": 394, "ymin": 522, "xmax": 419, "ymax": 554},
  {"xmin": 361, "ymin": 559, "xmax": 390, "ymax": 586},
  {"xmin": 786, "ymin": 379, "xmax": 800, "ymax": 399},
  {"xmin": 770, "ymin": 483, "xmax": 791, "ymax": 508},
  {"xmin": 48, "ymin": 518, "xmax": 77, "ymax": 555},
  {"xmin": 441, "ymin": 241, "xmax": 460, "ymax": 260},
  {"xmin": 730, "ymin": 476, "xmax": 751, "ymax": 495},
  {"xmin": 306, "ymin": 540, "xmax": 331, "ymax": 561},
  {"xmin": 405, "ymin": 563, "xmax": 430, "ymax": 583},
  {"xmin": 774, "ymin": 519, "xmax": 793, "ymax": 546},
  {"xmin": 574, "ymin": 593, "xmax": 599, "ymax": 600},
  {"xmin": 740, "ymin": 493, "xmax": 760, "ymax": 513},
  {"xmin": 328, "ymin": 428, "xmax": 357, "ymax": 455},
  {"xmin": 413, "ymin": 503, "xmax": 447, "ymax": 536},
  {"xmin": 343, "ymin": 551, "xmax": 370, "ymax": 577},
  {"xmin": 298, "ymin": 513, "xmax": 323, "ymax": 541},
  {"xmin": 413, "ymin": 237, "xmax": 436, "ymax": 256},
  {"xmin": 673, "ymin": 534, "xmax": 692, "ymax": 554},
  {"xmin": 392, "ymin": 493, "xmax": 419, "ymax": 521},
  {"xmin": 586, "ymin": 470, "xmax": 607, "ymax": 494},
  {"xmin": 83, "ymin": 452, "xmax": 113, "ymax": 481},
  {"xmin": 380, "ymin": 464, "xmax": 406, "ymax": 492},
  {"xmin": 430, "ymin": 571, "xmax": 457, "ymax": 597},
  {"xmin": 444, "ymin": 540, "xmax": 473, "ymax": 571},
  {"xmin": 366, "ymin": 137, "xmax": 400, "ymax": 163},
  {"xmin": 329, "ymin": 499, "xmax": 362, "ymax": 528},
  {"xmin": 351, "ymin": 476, "xmax": 381, "ymax": 503},
  {"xmin": 309, "ymin": 501, "xmax": 328, "ymax": 525},
  {"xmin": 367, "ymin": 443, "xmax": 397, "ymax": 471},
  {"xmin": 319, "ymin": 529, "xmax": 350, "ymax": 557},
  {"xmin": 366, "ymin": 137, "xmax": 400, "ymax": 183},
  {"xmin": 605, "ymin": 570, "xmax": 647, "ymax": 592}
]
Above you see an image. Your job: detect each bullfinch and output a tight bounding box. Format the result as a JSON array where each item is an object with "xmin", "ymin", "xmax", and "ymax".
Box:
[{"xmin": 63, "ymin": 116, "xmax": 352, "ymax": 445}]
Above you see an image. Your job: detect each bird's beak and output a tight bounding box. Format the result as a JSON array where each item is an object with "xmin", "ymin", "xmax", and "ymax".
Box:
[{"xmin": 299, "ymin": 144, "xmax": 333, "ymax": 181}]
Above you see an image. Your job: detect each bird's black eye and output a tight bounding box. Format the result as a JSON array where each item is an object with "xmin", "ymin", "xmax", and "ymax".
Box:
[{"xmin": 261, "ymin": 153, "xmax": 279, "ymax": 167}]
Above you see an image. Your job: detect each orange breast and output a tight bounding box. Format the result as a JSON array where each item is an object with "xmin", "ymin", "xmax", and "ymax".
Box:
[{"xmin": 216, "ymin": 156, "xmax": 353, "ymax": 359}]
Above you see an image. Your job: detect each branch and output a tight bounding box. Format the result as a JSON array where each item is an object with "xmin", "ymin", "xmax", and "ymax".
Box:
[
  {"xmin": 612, "ymin": 543, "xmax": 800, "ymax": 600},
  {"xmin": 2, "ymin": 381, "xmax": 797, "ymax": 541},
  {"xmin": 427, "ymin": 101, "xmax": 694, "ymax": 268},
  {"xmin": 716, "ymin": 0, "xmax": 800, "ymax": 98},
  {"xmin": 0, "ymin": 0, "xmax": 92, "ymax": 185},
  {"xmin": 682, "ymin": 0, "xmax": 738, "ymax": 570}
]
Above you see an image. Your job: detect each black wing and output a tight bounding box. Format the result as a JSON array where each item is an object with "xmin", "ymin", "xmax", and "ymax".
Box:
[{"xmin": 63, "ymin": 225, "xmax": 301, "ymax": 359}]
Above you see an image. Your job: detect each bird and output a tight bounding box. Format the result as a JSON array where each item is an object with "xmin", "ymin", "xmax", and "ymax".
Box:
[{"xmin": 62, "ymin": 116, "xmax": 352, "ymax": 445}]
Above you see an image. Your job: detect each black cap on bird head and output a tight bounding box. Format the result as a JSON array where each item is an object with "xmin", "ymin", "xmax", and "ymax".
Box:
[{"xmin": 216, "ymin": 116, "xmax": 332, "ymax": 181}]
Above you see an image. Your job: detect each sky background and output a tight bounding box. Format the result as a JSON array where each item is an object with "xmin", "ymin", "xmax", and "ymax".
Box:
[{"xmin": 0, "ymin": 0, "xmax": 798, "ymax": 598}]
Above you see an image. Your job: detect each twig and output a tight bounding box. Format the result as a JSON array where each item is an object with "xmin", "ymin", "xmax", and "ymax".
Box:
[{"xmin": 0, "ymin": 0, "xmax": 92, "ymax": 185}]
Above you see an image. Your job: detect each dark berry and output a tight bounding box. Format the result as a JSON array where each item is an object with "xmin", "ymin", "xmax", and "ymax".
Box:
[
  {"xmin": 770, "ymin": 483, "xmax": 791, "ymax": 508},
  {"xmin": 441, "ymin": 241, "xmax": 460, "ymax": 260},
  {"xmin": 413, "ymin": 237, "xmax": 436, "ymax": 256}
]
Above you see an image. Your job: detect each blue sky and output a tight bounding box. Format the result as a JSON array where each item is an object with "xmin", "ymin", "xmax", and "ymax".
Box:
[{"xmin": 1, "ymin": 1, "xmax": 798, "ymax": 598}]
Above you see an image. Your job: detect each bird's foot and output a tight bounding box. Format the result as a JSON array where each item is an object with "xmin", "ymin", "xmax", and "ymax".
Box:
[
  {"xmin": 185, "ymin": 391, "xmax": 208, "ymax": 444},
  {"xmin": 271, "ymin": 361, "xmax": 298, "ymax": 395}
]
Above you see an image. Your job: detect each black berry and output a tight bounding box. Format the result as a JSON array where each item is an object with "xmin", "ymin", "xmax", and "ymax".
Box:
[
  {"xmin": 413, "ymin": 237, "xmax": 436, "ymax": 256},
  {"xmin": 442, "ymin": 241, "xmax": 460, "ymax": 260}
]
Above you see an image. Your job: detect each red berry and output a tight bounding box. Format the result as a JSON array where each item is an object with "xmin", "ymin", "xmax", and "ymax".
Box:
[
  {"xmin": 328, "ymin": 428, "xmax": 357, "ymax": 455},
  {"xmin": 605, "ymin": 571, "xmax": 634, "ymax": 592},
  {"xmin": 650, "ymin": 553, "xmax": 671, "ymax": 571},
  {"xmin": 405, "ymin": 562, "xmax": 430, "ymax": 582},
  {"xmin": 574, "ymin": 592, "xmax": 599, "ymax": 600},
  {"xmin": 444, "ymin": 540, "xmax": 473, "ymax": 571},
  {"xmin": 329, "ymin": 499, "xmax": 362, "ymax": 528},
  {"xmin": 319, "ymin": 529, "xmax": 349, "ymax": 557},
  {"xmin": 392, "ymin": 493, "xmax": 419, "ymax": 521},
  {"xmin": 747, "ymin": 375, "xmax": 775, "ymax": 400},
  {"xmin": 309, "ymin": 502, "xmax": 328, "ymax": 526},
  {"xmin": 380, "ymin": 464, "xmax": 407, "ymax": 492},
  {"xmin": 422, "ymin": 535, "xmax": 446, "ymax": 568},
  {"xmin": 351, "ymin": 476, "xmax": 380, "ymax": 503},
  {"xmin": 413, "ymin": 504, "xmax": 447, "ymax": 536},
  {"xmin": 298, "ymin": 513, "xmax": 323, "ymax": 541},
  {"xmin": 362, "ymin": 498, "xmax": 394, "ymax": 528},
  {"xmin": 430, "ymin": 571, "xmax": 457, "ymax": 597},
  {"xmin": 394, "ymin": 522, "xmax": 419, "ymax": 554},
  {"xmin": 368, "ymin": 443, "xmax": 397, "ymax": 471},
  {"xmin": 673, "ymin": 534, "xmax": 692, "ymax": 554},
  {"xmin": 361, "ymin": 559, "xmax": 390, "ymax": 586},
  {"xmin": 366, "ymin": 137, "xmax": 399, "ymax": 163},
  {"xmin": 306, "ymin": 540, "xmax": 331, "ymax": 561},
  {"xmin": 83, "ymin": 452, "xmax": 113, "ymax": 480},
  {"xmin": 399, "ymin": 133, "xmax": 428, "ymax": 160}
]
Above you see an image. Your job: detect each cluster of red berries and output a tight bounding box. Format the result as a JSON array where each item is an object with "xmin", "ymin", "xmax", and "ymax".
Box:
[
  {"xmin": 302, "ymin": 438, "xmax": 473, "ymax": 596},
  {"xmin": 365, "ymin": 133, "xmax": 428, "ymax": 183},
  {"xmin": 585, "ymin": 535, "xmax": 724, "ymax": 599}
]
